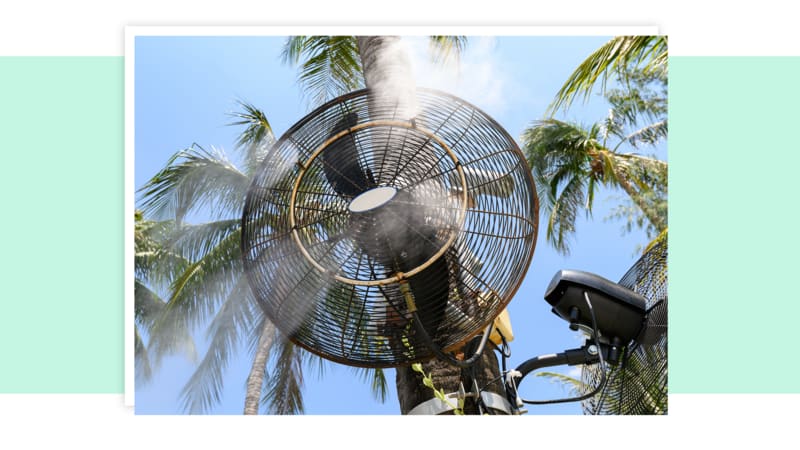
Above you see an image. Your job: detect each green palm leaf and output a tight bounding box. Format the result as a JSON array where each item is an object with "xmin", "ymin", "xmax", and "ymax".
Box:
[
  {"xmin": 283, "ymin": 35, "xmax": 468, "ymax": 108},
  {"xmin": 134, "ymin": 214, "xmax": 197, "ymax": 375},
  {"xmin": 536, "ymin": 371, "xmax": 586, "ymax": 396},
  {"xmin": 138, "ymin": 145, "xmax": 250, "ymax": 224},
  {"xmin": 282, "ymin": 36, "xmax": 365, "ymax": 106},
  {"xmin": 549, "ymin": 35, "xmax": 667, "ymax": 114},
  {"xmin": 523, "ymin": 118, "xmax": 667, "ymax": 254},
  {"xmin": 606, "ymin": 74, "xmax": 667, "ymax": 131},
  {"xmin": 134, "ymin": 215, "xmax": 190, "ymax": 289},
  {"xmin": 166, "ymin": 219, "xmax": 242, "ymax": 262},
  {"xmin": 147, "ymin": 227, "xmax": 242, "ymax": 366},
  {"xmin": 353, "ymin": 367, "xmax": 389, "ymax": 403},
  {"xmin": 227, "ymin": 100, "xmax": 275, "ymax": 176},
  {"xmin": 134, "ymin": 327, "xmax": 153, "ymax": 384},
  {"xmin": 179, "ymin": 278, "xmax": 258, "ymax": 414},
  {"xmin": 625, "ymin": 119, "xmax": 668, "ymax": 148},
  {"xmin": 262, "ymin": 336, "xmax": 306, "ymax": 414},
  {"xmin": 428, "ymin": 35, "xmax": 469, "ymax": 65}
]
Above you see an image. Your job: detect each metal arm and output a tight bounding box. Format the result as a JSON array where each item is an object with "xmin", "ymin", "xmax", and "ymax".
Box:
[
  {"xmin": 506, "ymin": 291, "xmax": 612, "ymax": 408},
  {"xmin": 514, "ymin": 343, "xmax": 601, "ymax": 382}
]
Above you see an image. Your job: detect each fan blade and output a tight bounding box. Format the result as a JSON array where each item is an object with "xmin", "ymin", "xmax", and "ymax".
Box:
[
  {"xmin": 448, "ymin": 165, "xmax": 515, "ymax": 199},
  {"xmin": 405, "ymin": 253, "xmax": 450, "ymax": 340},
  {"xmin": 350, "ymin": 189, "xmax": 450, "ymax": 341},
  {"xmin": 321, "ymin": 112, "xmax": 375, "ymax": 198}
]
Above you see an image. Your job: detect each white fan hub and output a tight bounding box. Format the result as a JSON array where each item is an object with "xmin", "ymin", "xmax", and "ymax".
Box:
[{"xmin": 348, "ymin": 186, "xmax": 398, "ymax": 213}]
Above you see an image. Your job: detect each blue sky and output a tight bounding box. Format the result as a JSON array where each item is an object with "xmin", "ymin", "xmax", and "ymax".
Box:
[{"xmin": 133, "ymin": 33, "xmax": 665, "ymax": 415}]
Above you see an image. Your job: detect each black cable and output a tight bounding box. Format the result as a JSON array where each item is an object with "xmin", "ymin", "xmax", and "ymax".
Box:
[
  {"xmin": 517, "ymin": 291, "xmax": 609, "ymax": 406},
  {"xmin": 497, "ymin": 328, "xmax": 510, "ymax": 365},
  {"xmin": 369, "ymin": 265, "xmax": 493, "ymax": 369},
  {"xmin": 410, "ymin": 310, "xmax": 493, "ymax": 368},
  {"xmin": 496, "ymin": 332, "xmax": 518, "ymax": 411},
  {"xmin": 478, "ymin": 373, "xmax": 508, "ymax": 394}
]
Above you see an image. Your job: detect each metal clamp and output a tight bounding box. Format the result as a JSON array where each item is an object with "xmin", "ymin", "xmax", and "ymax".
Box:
[{"xmin": 406, "ymin": 391, "xmax": 513, "ymax": 415}]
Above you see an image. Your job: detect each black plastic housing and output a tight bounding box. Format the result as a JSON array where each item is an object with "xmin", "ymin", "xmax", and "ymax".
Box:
[{"xmin": 544, "ymin": 269, "xmax": 648, "ymax": 345}]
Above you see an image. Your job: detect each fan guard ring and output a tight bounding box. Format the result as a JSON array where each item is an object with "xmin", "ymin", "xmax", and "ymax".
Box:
[
  {"xmin": 288, "ymin": 119, "xmax": 469, "ymax": 287},
  {"xmin": 242, "ymin": 88, "xmax": 539, "ymax": 367}
]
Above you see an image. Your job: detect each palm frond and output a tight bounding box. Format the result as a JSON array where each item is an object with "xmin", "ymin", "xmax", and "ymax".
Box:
[
  {"xmin": 609, "ymin": 152, "xmax": 667, "ymax": 212},
  {"xmin": 137, "ymin": 145, "xmax": 250, "ymax": 224},
  {"xmin": 523, "ymin": 120, "xmax": 601, "ymax": 166},
  {"xmin": 547, "ymin": 175, "xmax": 587, "ymax": 255},
  {"xmin": 178, "ymin": 278, "xmax": 258, "ymax": 414},
  {"xmin": 536, "ymin": 371, "xmax": 586, "ymax": 396},
  {"xmin": 166, "ymin": 219, "xmax": 242, "ymax": 262},
  {"xmin": 263, "ymin": 335, "xmax": 305, "ymax": 414},
  {"xmin": 147, "ymin": 228, "xmax": 243, "ymax": 365},
  {"xmin": 523, "ymin": 120, "xmax": 599, "ymax": 198},
  {"xmin": 134, "ymin": 214, "xmax": 198, "ymax": 377},
  {"xmin": 352, "ymin": 367, "xmax": 389, "ymax": 403},
  {"xmin": 134, "ymin": 212, "xmax": 174, "ymax": 250},
  {"xmin": 606, "ymin": 75, "xmax": 667, "ymax": 130},
  {"xmin": 135, "ymin": 221, "xmax": 192, "ymax": 291},
  {"xmin": 302, "ymin": 345, "xmax": 328, "ymax": 380},
  {"xmin": 605, "ymin": 151, "xmax": 667, "ymax": 229},
  {"xmin": 588, "ymin": 344, "xmax": 668, "ymax": 414},
  {"xmin": 133, "ymin": 280, "xmax": 166, "ymax": 329},
  {"xmin": 282, "ymin": 36, "xmax": 364, "ymax": 107},
  {"xmin": 606, "ymin": 197, "xmax": 656, "ymax": 238},
  {"xmin": 168, "ymin": 228, "xmax": 242, "ymax": 327},
  {"xmin": 522, "ymin": 119, "xmax": 607, "ymax": 254},
  {"xmin": 227, "ymin": 100, "xmax": 275, "ymax": 176},
  {"xmin": 135, "ymin": 280, "xmax": 197, "ymax": 368},
  {"xmin": 134, "ymin": 326, "xmax": 153, "ymax": 385},
  {"xmin": 428, "ymin": 36, "xmax": 468, "ymax": 65},
  {"xmin": 549, "ymin": 36, "xmax": 667, "ymax": 114},
  {"xmin": 625, "ymin": 119, "xmax": 668, "ymax": 148},
  {"xmin": 645, "ymin": 228, "xmax": 668, "ymax": 254},
  {"xmin": 601, "ymin": 107, "xmax": 625, "ymax": 144}
]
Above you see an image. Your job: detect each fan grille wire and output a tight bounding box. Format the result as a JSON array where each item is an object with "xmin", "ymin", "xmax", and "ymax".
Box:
[
  {"xmin": 242, "ymin": 88, "xmax": 538, "ymax": 367},
  {"xmin": 580, "ymin": 239, "xmax": 668, "ymax": 414}
]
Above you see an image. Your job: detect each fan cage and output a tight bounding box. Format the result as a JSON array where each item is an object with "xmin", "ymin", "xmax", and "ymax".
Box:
[
  {"xmin": 288, "ymin": 119, "xmax": 469, "ymax": 286},
  {"xmin": 242, "ymin": 88, "xmax": 538, "ymax": 367},
  {"xmin": 581, "ymin": 239, "xmax": 668, "ymax": 414}
]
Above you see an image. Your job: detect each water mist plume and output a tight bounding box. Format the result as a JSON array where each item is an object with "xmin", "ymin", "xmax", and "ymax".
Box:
[{"xmin": 357, "ymin": 36, "xmax": 419, "ymax": 120}]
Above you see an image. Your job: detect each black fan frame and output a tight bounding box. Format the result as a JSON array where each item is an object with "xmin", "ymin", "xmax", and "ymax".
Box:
[{"xmin": 241, "ymin": 88, "xmax": 539, "ymax": 368}]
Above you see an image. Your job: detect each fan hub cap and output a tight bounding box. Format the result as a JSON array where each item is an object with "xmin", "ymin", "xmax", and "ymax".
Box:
[{"xmin": 348, "ymin": 186, "xmax": 398, "ymax": 213}]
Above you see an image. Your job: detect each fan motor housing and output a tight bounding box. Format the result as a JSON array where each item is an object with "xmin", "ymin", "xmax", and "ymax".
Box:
[{"xmin": 545, "ymin": 269, "xmax": 647, "ymax": 345}]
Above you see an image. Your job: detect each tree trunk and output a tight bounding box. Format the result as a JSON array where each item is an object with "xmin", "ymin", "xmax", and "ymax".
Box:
[
  {"xmin": 356, "ymin": 35, "xmax": 508, "ymax": 415},
  {"xmin": 356, "ymin": 35, "xmax": 420, "ymax": 185},
  {"xmin": 395, "ymin": 343, "xmax": 506, "ymax": 415},
  {"xmin": 243, "ymin": 320, "xmax": 275, "ymax": 415},
  {"xmin": 356, "ymin": 36, "xmax": 417, "ymax": 120}
]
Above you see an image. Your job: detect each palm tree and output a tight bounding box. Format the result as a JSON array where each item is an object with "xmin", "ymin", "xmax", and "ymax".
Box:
[
  {"xmin": 137, "ymin": 98, "xmax": 395, "ymax": 414},
  {"xmin": 528, "ymin": 36, "xmax": 669, "ymax": 414},
  {"xmin": 137, "ymin": 102, "xmax": 310, "ymax": 414},
  {"xmin": 140, "ymin": 36, "xmax": 500, "ymax": 414},
  {"xmin": 523, "ymin": 63, "xmax": 668, "ymax": 255},
  {"xmin": 283, "ymin": 35, "xmax": 506, "ymax": 415}
]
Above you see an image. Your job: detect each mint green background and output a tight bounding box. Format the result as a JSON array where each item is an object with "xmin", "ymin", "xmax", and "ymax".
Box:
[
  {"xmin": 669, "ymin": 57, "xmax": 800, "ymax": 392},
  {"xmin": 0, "ymin": 57, "xmax": 124, "ymax": 392},
  {"xmin": 0, "ymin": 56, "xmax": 798, "ymax": 393}
]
